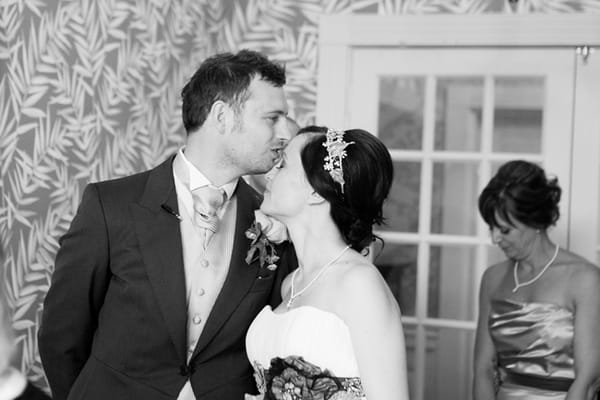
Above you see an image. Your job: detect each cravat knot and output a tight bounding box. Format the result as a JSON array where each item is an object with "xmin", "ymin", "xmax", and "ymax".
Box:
[{"xmin": 191, "ymin": 185, "xmax": 226, "ymax": 247}]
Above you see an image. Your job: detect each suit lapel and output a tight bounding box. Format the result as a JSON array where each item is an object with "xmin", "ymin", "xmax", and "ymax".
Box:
[
  {"xmin": 131, "ymin": 156, "xmax": 187, "ymax": 362},
  {"xmin": 193, "ymin": 180, "xmax": 261, "ymax": 355}
]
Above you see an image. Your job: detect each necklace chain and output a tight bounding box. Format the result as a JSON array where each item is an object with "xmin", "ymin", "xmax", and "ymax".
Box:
[
  {"xmin": 512, "ymin": 244, "xmax": 559, "ymax": 293},
  {"xmin": 287, "ymin": 245, "xmax": 351, "ymax": 308}
]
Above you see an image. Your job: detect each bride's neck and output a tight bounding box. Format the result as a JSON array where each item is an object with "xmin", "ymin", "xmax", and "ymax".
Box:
[{"xmin": 287, "ymin": 219, "xmax": 347, "ymax": 273}]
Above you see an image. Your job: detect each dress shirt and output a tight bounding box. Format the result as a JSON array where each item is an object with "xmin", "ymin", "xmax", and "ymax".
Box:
[{"xmin": 173, "ymin": 148, "xmax": 238, "ymax": 400}]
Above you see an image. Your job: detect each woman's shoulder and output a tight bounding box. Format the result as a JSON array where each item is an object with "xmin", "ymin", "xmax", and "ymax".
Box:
[
  {"xmin": 563, "ymin": 253, "xmax": 600, "ymax": 293},
  {"xmin": 334, "ymin": 257, "xmax": 385, "ymax": 292},
  {"xmin": 559, "ymin": 249, "xmax": 597, "ymax": 269},
  {"xmin": 481, "ymin": 259, "xmax": 511, "ymax": 284},
  {"xmin": 330, "ymin": 259, "xmax": 403, "ymax": 338},
  {"xmin": 333, "ymin": 258, "xmax": 399, "ymax": 314}
]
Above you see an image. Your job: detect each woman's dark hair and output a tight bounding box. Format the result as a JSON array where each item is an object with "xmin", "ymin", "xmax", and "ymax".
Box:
[
  {"xmin": 478, "ymin": 160, "xmax": 561, "ymax": 230},
  {"xmin": 298, "ymin": 126, "xmax": 394, "ymax": 251}
]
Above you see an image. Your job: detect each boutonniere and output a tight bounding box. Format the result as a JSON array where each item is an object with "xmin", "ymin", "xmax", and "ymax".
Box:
[{"xmin": 245, "ymin": 210, "xmax": 289, "ymax": 271}]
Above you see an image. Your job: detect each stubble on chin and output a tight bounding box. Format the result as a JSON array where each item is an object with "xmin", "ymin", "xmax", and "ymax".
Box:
[
  {"xmin": 251, "ymin": 162, "xmax": 273, "ymax": 176},
  {"xmin": 253, "ymin": 154, "xmax": 278, "ymax": 175}
]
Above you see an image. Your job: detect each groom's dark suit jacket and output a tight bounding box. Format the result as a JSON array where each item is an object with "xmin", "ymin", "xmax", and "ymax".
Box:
[{"xmin": 39, "ymin": 156, "xmax": 294, "ymax": 400}]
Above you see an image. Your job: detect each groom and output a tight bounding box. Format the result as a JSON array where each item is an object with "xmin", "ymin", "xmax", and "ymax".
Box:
[{"xmin": 39, "ymin": 50, "xmax": 296, "ymax": 400}]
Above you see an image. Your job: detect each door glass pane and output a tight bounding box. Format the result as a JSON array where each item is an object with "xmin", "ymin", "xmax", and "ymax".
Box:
[
  {"xmin": 382, "ymin": 161, "xmax": 420, "ymax": 232},
  {"xmin": 434, "ymin": 77, "xmax": 484, "ymax": 151},
  {"xmin": 431, "ymin": 161, "xmax": 479, "ymax": 235},
  {"xmin": 492, "ymin": 77, "xmax": 544, "ymax": 153},
  {"xmin": 428, "ymin": 245, "xmax": 477, "ymax": 321},
  {"xmin": 424, "ymin": 327, "xmax": 474, "ymax": 400},
  {"xmin": 375, "ymin": 243, "xmax": 417, "ymax": 317},
  {"xmin": 378, "ymin": 76, "xmax": 425, "ymax": 150}
]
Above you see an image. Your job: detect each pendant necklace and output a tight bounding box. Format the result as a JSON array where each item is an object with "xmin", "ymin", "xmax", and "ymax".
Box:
[
  {"xmin": 512, "ymin": 244, "xmax": 559, "ymax": 293},
  {"xmin": 287, "ymin": 245, "xmax": 351, "ymax": 308}
]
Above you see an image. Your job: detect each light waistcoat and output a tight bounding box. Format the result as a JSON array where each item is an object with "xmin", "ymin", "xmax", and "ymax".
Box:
[{"xmin": 172, "ymin": 149, "xmax": 238, "ymax": 400}]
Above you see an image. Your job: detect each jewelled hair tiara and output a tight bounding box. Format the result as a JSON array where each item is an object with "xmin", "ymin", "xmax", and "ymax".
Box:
[{"xmin": 323, "ymin": 128, "xmax": 354, "ymax": 193}]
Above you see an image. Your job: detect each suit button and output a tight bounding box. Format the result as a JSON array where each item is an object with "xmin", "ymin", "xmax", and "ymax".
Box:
[
  {"xmin": 179, "ymin": 365, "xmax": 188, "ymax": 376},
  {"xmin": 180, "ymin": 364, "xmax": 195, "ymax": 376}
]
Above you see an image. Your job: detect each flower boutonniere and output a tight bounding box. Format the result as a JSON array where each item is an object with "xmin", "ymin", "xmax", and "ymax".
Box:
[{"xmin": 245, "ymin": 210, "xmax": 289, "ymax": 271}]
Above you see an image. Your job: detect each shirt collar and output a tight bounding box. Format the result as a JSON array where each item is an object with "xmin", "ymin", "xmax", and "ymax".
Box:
[{"xmin": 178, "ymin": 148, "xmax": 237, "ymax": 200}]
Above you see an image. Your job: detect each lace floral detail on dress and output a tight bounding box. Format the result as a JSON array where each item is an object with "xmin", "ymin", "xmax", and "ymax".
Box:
[
  {"xmin": 252, "ymin": 356, "xmax": 366, "ymax": 400},
  {"xmin": 252, "ymin": 361, "xmax": 268, "ymax": 394},
  {"xmin": 339, "ymin": 378, "xmax": 365, "ymax": 398}
]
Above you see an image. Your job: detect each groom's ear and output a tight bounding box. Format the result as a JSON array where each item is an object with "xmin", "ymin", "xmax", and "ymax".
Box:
[
  {"xmin": 209, "ymin": 100, "xmax": 235, "ymax": 134},
  {"xmin": 308, "ymin": 191, "xmax": 326, "ymax": 205}
]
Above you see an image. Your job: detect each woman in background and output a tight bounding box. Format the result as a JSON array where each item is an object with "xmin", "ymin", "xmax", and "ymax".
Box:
[{"xmin": 473, "ymin": 160, "xmax": 600, "ymax": 400}]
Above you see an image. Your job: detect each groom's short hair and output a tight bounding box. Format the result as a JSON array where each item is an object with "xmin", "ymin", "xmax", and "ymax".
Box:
[{"xmin": 181, "ymin": 49, "xmax": 286, "ymax": 135}]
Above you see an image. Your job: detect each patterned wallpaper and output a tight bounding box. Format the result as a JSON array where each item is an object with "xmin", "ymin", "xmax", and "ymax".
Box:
[{"xmin": 0, "ymin": 0, "xmax": 596, "ymax": 392}]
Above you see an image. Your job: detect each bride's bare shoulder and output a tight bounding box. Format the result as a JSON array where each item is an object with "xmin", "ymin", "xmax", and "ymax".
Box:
[{"xmin": 334, "ymin": 258, "xmax": 394, "ymax": 304}]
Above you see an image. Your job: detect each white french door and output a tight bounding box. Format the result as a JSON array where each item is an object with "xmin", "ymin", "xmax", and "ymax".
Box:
[
  {"xmin": 350, "ymin": 47, "xmax": 574, "ymax": 400},
  {"xmin": 317, "ymin": 14, "xmax": 600, "ymax": 400}
]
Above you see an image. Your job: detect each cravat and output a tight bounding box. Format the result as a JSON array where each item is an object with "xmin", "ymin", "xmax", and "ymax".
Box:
[{"xmin": 191, "ymin": 185, "xmax": 226, "ymax": 248}]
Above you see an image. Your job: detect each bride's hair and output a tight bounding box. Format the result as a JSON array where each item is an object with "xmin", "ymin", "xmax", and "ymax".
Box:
[{"xmin": 298, "ymin": 126, "xmax": 394, "ymax": 252}]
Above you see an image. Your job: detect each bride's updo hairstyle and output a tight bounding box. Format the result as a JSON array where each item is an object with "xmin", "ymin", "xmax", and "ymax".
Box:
[
  {"xmin": 298, "ymin": 126, "xmax": 393, "ymax": 252},
  {"xmin": 478, "ymin": 160, "xmax": 561, "ymax": 230}
]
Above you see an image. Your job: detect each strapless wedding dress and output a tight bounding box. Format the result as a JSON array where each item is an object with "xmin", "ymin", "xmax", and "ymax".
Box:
[
  {"xmin": 489, "ymin": 299, "xmax": 575, "ymax": 400},
  {"xmin": 246, "ymin": 305, "xmax": 366, "ymax": 399}
]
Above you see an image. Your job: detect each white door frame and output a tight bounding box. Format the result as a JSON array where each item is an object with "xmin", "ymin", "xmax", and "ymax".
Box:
[{"xmin": 317, "ymin": 13, "xmax": 600, "ymax": 261}]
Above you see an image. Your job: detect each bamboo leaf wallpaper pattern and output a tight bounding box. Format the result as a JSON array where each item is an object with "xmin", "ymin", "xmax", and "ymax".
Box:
[{"xmin": 0, "ymin": 0, "xmax": 595, "ymax": 392}]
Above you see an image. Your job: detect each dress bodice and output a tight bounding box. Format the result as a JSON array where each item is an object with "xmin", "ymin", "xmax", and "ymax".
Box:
[
  {"xmin": 489, "ymin": 298, "xmax": 575, "ymax": 379},
  {"xmin": 246, "ymin": 305, "xmax": 366, "ymax": 399},
  {"xmin": 488, "ymin": 299, "xmax": 575, "ymax": 399},
  {"xmin": 246, "ymin": 305, "xmax": 361, "ymax": 377}
]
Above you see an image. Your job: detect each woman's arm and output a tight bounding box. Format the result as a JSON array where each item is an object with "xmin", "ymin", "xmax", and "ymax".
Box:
[
  {"xmin": 339, "ymin": 264, "xmax": 409, "ymax": 400},
  {"xmin": 566, "ymin": 263, "xmax": 600, "ymax": 400},
  {"xmin": 473, "ymin": 267, "xmax": 498, "ymax": 400}
]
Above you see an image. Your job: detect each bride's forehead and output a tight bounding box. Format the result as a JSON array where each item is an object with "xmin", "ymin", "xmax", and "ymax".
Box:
[
  {"xmin": 285, "ymin": 135, "xmax": 310, "ymax": 154},
  {"xmin": 288, "ymin": 132, "xmax": 323, "ymax": 150}
]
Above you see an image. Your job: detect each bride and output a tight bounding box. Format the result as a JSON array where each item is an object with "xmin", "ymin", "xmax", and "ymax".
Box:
[{"xmin": 245, "ymin": 126, "xmax": 409, "ymax": 400}]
